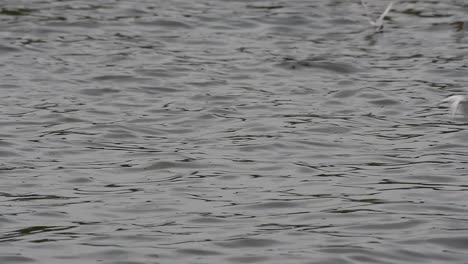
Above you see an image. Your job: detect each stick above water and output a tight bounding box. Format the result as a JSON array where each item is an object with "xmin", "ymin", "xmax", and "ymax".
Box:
[
  {"xmin": 361, "ymin": 1, "xmax": 394, "ymax": 32},
  {"xmin": 442, "ymin": 95, "xmax": 466, "ymax": 120}
]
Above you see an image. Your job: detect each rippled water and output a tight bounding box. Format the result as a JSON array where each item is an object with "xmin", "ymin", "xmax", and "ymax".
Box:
[{"xmin": 1, "ymin": 0, "xmax": 468, "ymax": 263}]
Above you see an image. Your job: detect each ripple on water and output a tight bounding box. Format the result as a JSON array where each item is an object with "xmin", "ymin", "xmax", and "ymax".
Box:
[{"xmin": 1, "ymin": 0, "xmax": 468, "ymax": 263}]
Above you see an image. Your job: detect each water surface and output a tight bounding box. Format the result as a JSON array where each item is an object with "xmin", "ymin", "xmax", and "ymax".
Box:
[{"xmin": 1, "ymin": 0, "xmax": 468, "ymax": 263}]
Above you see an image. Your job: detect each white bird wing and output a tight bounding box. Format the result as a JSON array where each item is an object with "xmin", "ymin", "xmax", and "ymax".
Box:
[
  {"xmin": 361, "ymin": 0, "xmax": 377, "ymax": 26},
  {"xmin": 442, "ymin": 95, "xmax": 465, "ymax": 120},
  {"xmin": 375, "ymin": 2, "xmax": 393, "ymax": 27}
]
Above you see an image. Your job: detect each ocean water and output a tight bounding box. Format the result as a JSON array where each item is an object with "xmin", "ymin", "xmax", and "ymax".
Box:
[{"xmin": 1, "ymin": 0, "xmax": 468, "ymax": 263}]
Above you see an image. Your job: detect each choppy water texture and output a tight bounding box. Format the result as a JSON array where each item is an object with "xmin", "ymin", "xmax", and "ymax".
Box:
[{"xmin": 1, "ymin": 0, "xmax": 468, "ymax": 263}]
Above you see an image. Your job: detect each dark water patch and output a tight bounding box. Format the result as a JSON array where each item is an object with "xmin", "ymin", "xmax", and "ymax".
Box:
[
  {"xmin": 143, "ymin": 161, "xmax": 202, "ymax": 170},
  {"xmin": 368, "ymin": 98, "xmax": 401, "ymax": 106},
  {"xmin": 0, "ymin": 192, "xmax": 71, "ymax": 201},
  {"xmin": 216, "ymin": 238, "xmax": 280, "ymax": 248},
  {"xmin": 351, "ymin": 219, "xmax": 424, "ymax": 230},
  {"xmin": 331, "ymin": 89, "xmax": 360, "ymax": 98},
  {"xmin": 0, "ymin": 44, "xmax": 21, "ymax": 53},
  {"xmin": 135, "ymin": 69, "xmax": 186, "ymax": 78},
  {"xmin": 177, "ymin": 248, "xmax": 223, "ymax": 256},
  {"xmin": 1, "ymin": 225, "xmax": 75, "ymax": 241},
  {"xmin": 0, "ymin": 216, "xmax": 14, "ymax": 224},
  {"xmin": 104, "ymin": 261, "xmax": 147, "ymax": 264},
  {"xmin": 426, "ymin": 236, "xmax": 468, "ymax": 250},
  {"xmin": 216, "ymin": 19, "xmax": 259, "ymax": 30},
  {"xmin": 92, "ymin": 75, "xmax": 147, "ymax": 83},
  {"xmin": 0, "ymin": 8, "xmax": 32, "ymax": 16},
  {"xmin": 138, "ymin": 86, "xmax": 182, "ymax": 94},
  {"xmin": 227, "ymin": 255, "xmax": 270, "ymax": 263},
  {"xmin": 189, "ymin": 217, "xmax": 226, "ymax": 224},
  {"xmin": 30, "ymin": 203, "xmax": 68, "ymax": 214},
  {"xmin": 277, "ymin": 58, "xmax": 360, "ymax": 74},
  {"xmin": 103, "ymin": 260, "xmax": 146, "ymax": 264},
  {"xmin": 0, "ymin": 255, "xmax": 35, "ymax": 263},
  {"xmin": 45, "ymin": 20, "xmax": 103, "ymax": 29},
  {"xmin": 80, "ymin": 88, "xmax": 120, "ymax": 96},
  {"xmin": 246, "ymin": 4, "xmax": 284, "ymax": 10},
  {"xmin": 307, "ymin": 126, "xmax": 351, "ymax": 134},
  {"xmin": 0, "ymin": 150, "xmax": 21, "ymax": 157},
  {"xmin": 319, "ymin": 247, "xmax": 417, "ymax": 263},
  {"xmin": 101, "ymin": 129, "xmax": 138, "ymax": 139},
  {"xmin": 244, "ymin": 201, "xmax": 303, "ymax": 210},
  {"xmin": 135, "ymin": 19, "xmax": 193, "ymax": 29},
  {"xmin": 0, "ymin": 84, "xmax": 20, "ymax": 89},
  {"xmin": 406, "ymin": 175, "xmax": 457, "ymax": 183},
  {"xmin": 73, "ymin": 187, "xmax": 142, "ymax": 195},
  {"xmin": 65, "ymin": 176, "xmax": 94, "ymax": 183},
  {"xmin": 56, "ymin": 116, "xmax": 88, "ymax": 123},
  {"xmin": 186, "ymin": 79, "xmax": 228, "ymax": 88}
]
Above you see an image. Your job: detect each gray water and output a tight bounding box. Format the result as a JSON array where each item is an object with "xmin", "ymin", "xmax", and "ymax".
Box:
[{"xmin": 1, "ymin": 0, "xmax": 468, "ymax": 263}]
